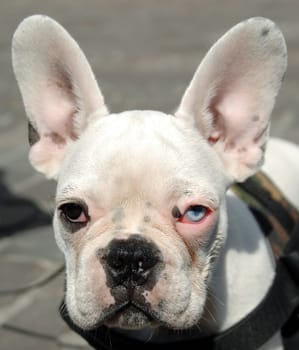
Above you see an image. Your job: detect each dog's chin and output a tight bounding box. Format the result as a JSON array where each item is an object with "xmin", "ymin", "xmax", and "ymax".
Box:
[
  {"xmin": 72, "ymin": 302, "xmax": 158, "ymax": 331},
  {"xmin": 104, "ymin": 303, "xmax": 156, "ymax": 329}
]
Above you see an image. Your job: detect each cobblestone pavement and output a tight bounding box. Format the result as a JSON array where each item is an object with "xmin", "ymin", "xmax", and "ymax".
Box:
[{"xmin": 0, "ymin": 1, "xmax": 298, "ymax": 349}]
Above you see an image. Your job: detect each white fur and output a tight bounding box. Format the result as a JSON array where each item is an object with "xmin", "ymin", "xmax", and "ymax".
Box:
[
  {"xmin": 12, "ymin": 15, "xmax": 108, "ymax": 178},
  {"xmin": 12, "ymin": 15, "xmax": 298, "ymax": 349}
]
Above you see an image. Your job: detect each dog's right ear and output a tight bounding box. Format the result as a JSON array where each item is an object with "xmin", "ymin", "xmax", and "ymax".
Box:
[
  {"xmin": 175, "ymin": 18, "xmax": 287, "ymax": 183},
  {"xmin": 12, "ymin": 15, "xmax": 108, "ymax": 179}
]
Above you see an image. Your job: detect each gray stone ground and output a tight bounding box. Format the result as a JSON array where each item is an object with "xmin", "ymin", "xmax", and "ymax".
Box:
[{"xmin": 0, "ymin": 0, "xmax": 298, "ymax": 349}]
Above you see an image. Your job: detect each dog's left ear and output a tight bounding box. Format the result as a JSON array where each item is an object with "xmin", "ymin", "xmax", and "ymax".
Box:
[
  {"xmin": 176, "ymin": 17, "xmax": 287, "ymax": 182},
  {"xmin": 12, "ymin": 15, "xmax": 108, "ymax": 179}
]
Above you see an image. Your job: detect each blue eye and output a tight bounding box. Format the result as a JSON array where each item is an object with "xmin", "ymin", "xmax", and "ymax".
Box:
[{"xmin": 181, "ymin": 205, "xmax": 209, "ymax": 223}]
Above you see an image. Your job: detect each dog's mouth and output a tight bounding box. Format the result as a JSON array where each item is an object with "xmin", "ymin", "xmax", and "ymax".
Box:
[{"xmin": 101, "ymin": 299, "xmax": 157, "ymax": 328}]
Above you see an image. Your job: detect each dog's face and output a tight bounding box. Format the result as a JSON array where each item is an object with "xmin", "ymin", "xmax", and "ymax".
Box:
[
  {"xmin": 55, "ymin": 110, "xmax": 228, "ymax": 329},
  {"xmin": 12, "ymin": 16, "xmax": 287, "ymax": 330}
]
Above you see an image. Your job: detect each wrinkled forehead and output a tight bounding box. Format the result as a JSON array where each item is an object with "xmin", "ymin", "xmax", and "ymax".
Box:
[{"xmin": 57, "ymin": 110, "xmax": 223, "ymax": 205}]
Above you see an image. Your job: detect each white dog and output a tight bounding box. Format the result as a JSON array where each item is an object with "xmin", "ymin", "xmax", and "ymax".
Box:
[{"xmin": 12, "ymin": 15, "xmax": 299, "ymax": 349}]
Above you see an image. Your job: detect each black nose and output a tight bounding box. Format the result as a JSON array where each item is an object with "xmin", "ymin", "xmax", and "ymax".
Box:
[{"xmin": 101, "ymin": 236, "xmax": 160, "ymax": 286}]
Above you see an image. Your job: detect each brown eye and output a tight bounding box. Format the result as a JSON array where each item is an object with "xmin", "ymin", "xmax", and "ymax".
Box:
[{"xmin": 59, "ymin": 203, "xmax": 89, "ymax": 224}]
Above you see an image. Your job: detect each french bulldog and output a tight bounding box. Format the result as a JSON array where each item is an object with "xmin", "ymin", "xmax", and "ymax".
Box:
[{"xmin": 12, "ymin": 15, "xmax": 299, "ymax": 349}]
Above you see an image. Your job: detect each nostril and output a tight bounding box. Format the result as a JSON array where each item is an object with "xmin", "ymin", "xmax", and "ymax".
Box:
[
  {"xmin": 107, "ymin": 249, "xmax": 127, "ymax": 269},
  {"xmin": 102, "ymin": 236, "xmax": 160, "ymax": 286},
  {"xmin": 106, "ymin": 248, "xmax": 130, "ymax": 278},
  {"xmin": 132, "ymin": 249, "xmax": 158, "ymax": 272}
]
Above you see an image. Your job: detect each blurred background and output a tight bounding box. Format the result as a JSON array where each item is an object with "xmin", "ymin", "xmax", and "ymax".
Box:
[{"xmin": 0, "ymin": 1, "xmax": 298, "ymax": 349}]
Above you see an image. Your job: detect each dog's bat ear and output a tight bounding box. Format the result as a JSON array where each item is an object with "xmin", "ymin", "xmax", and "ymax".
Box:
[
  {"xmin": 175, "ymin": 17, "xmax": 287, "ymax": 182},
  {"xmin": 12, "ymin": 15, "xmax": 108, "ymax": 179}
]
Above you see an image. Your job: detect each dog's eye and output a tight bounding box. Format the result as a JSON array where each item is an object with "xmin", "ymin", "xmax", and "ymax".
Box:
[
  {"xmin": 59, "ymin": 203, "xmax": 89, "ymax": 224},
  {"xmin": 179, "ymin": 205, "xmax": 210, "ymax": 224}
]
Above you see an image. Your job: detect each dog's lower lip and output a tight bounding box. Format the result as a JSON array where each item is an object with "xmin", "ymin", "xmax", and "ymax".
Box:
[
  {"xmin": 102, "ymin": 301, "xmax": 155, "ymax": 324},
  {"xmin": 130, "ymin": 301, "xmax": 155, "ymax": 320}
]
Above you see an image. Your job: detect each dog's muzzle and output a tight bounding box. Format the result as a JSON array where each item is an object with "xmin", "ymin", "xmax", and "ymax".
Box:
[{"xmin": 96, "ymin": 235, "xmax": 164, "ymax": 326}]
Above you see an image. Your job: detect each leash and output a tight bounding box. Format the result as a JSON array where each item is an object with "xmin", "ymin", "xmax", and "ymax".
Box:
[{"xmin": 60, "ymin": 171, "xmax": 299, "ymax": 349}]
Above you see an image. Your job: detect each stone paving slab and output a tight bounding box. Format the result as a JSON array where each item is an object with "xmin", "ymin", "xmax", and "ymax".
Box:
[
  {"xmin": 0, "ymin": 228, "xmax": 92, "ymax": 348},
  {"xmin": 6, "ymin": 274, "xmax": 69, "ymax": 339},
  {"xmin": 0, "ymin": 328, "xmax": 61, "ymax": 350},
  {"xmin": 0, "ymin": 326, "xmax": 91, "ymax": 350},
  {"xmin": 0, "ymin": 226, "xmax": 62, "ymax": 261},
  {"xmin": 0, "ymin": 0, "xmax": 299, "ymax": 349}
]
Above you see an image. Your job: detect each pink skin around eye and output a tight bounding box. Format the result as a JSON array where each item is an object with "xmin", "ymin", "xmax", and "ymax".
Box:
[
  {"xmin": 175, "ymin": 207, "xmax": 217, "ymax": 240},
  {"xmin": 178, "ymin": 207, "xmax": 212, "ymax": 224}
]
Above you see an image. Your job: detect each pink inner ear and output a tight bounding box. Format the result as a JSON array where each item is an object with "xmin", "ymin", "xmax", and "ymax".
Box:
[
  {"xmin": 29, "ymin": 135, "xmax": 67, "ymax": 179},
  {"xmin": 213, "ymin": 87, "xmax": 264, "ymax": 145},
  {"xmin": 28, "ymin": 80, "xmax": 77, "ymax": 141},
  {"xmin": 208, "ymin": 85, "xmax": 271, "ymax": 182}
]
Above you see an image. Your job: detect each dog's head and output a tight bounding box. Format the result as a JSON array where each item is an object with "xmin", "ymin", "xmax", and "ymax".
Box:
[{"xmin": 12, "ymin": 16, "xmax": 286, "ymax": 330}]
